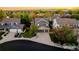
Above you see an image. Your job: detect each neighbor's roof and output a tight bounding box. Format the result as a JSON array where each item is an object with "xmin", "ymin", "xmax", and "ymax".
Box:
[
  {"xmin": 0, "ymin": 18, "xmax": 20, "ymax": 24},
  {"xmin": 34, "ymin": 18, "xmax": 49, "ymax": 27},
  {"xmin": 34, "ymin": 18, "xmax": 49, "ymax": 24},
  {"xmin": 56, "ymin": 18, "xmax": 77, "ymax": 26},
  {"xmin": 0, "ymin": 18, "xmax": 24, "ymax": 29}
]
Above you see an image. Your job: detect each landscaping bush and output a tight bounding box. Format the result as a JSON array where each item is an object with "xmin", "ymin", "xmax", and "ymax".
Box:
[
  {"xmin": 49, "ymin": 26, "xmax": 78, "ymax": 46},
  {"xmin": 23, "ymin": 30, "xmax": 36, "ymax": 38},
  {"xmin": 23, "ymin": 25, "xmax": 37, "ymax": 38}
]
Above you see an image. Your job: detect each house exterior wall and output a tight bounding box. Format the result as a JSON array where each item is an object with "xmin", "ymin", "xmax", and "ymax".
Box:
[{"xmin": 34, "ymin": 18, "xmax": 49, "ymax": 32}]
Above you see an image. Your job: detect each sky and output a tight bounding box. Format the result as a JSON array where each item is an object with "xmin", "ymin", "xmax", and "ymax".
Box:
[{"xmin": 0, "ymin": 0, "xmax": 79, "ymax": 7}]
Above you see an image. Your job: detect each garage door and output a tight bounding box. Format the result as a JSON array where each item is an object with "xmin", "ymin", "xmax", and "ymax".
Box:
[
  {"xmin": 37, "ymin": 30, "xmax": 44, "ymax": 32},
  {"xmin": 10, "ymin": 29, "xmax": 22, "ymax": 33},
  {"xmin": 45, "ymin": 30, "xmax": 48, "ymax": 32},
  {"xmin": 37, "ymin": 30, "xmax": 48, "ymax": 32}
]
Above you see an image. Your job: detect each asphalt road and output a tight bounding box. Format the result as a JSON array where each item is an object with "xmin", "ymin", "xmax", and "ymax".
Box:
[{"xmin": 0, "ymin": 40, "xmax": 71, "ymax": 51}]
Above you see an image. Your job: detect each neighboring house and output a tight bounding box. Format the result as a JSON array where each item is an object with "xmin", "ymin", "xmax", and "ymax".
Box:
[
  {"xmin": 33, "ymin": 18, "xmax": 49, "ymax": 32},
  {"xmin": 61, "ymin": 14, "xmax": 71, "ymax": 18},
  {"xmin": 75, "ymin": 20, "xmax": 79, "ymax": 35},
  {"xmin": 53, "ymin": 18, "xmax": 60, "ymax": 28},
  {"xmin": 76, "ymin": 20, "xmax": 79, "ymax": 28},
  {"xmin": 53, "ymin": 17, "xmax": 77, "ymax": 29},
  {"xmin": 0, "ymin": 18, "xmax": 24, "ymax": 33},
  {"xmin": 1, "ymin": 17, "xmax": 76, "ymax": 33}
]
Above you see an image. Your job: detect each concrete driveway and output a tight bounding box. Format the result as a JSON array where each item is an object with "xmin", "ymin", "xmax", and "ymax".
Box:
[
  {"xmin": 0, "ymin": 32, "xmax": 54, "ymax": 45},
  {"xmin": 30, "ymin": 33, "xmax": 55, "ymax": 46}
]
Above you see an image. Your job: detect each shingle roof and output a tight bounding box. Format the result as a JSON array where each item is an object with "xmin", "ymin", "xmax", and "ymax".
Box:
[
  {"xmin": 0, "ymin": 18, "xmax": 20, "ymax": 24},
  {"xmin": 34, "ymin": 18, "xmax": 49, "ymax": 24},
  {"xmin": 56, "ymin": 18, "xmax": 77, "ymax": 26},
  {"xmin": 34, "ymin": 18, "xmax": 49, "ymax": 28},
  {"xmin": 0, "ymin": 18, "xmax": 24, "ymax": 29}
]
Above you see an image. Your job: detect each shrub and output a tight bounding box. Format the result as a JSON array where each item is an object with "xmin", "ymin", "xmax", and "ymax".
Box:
[
  {"xmin": 49, "ymin": 26, "xmax": 78, "ymax": 46},
  {"xmin": 23, "ymin": 25, "xmax": 37, "ymax": 38}
]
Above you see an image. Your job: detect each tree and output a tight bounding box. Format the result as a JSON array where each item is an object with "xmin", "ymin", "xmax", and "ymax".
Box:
[
  {"xmin": 20, "ymin": 12, "xmax": 32, "ymax": 24},
  {"xmin": 49, "ymin": 20, "xmax": 53, "ymax": 30},
  {"xmin": 6, "ymin": 11, "xmax": 15, "ymax": 18},
  {"xmin": 21, "ymin": 12, "xmax": 33, "ymax": 31},
  {"xmin": 58, "ymin": 10, "xmax": 64, "ymax": 16},
  {"xmin": 30, "ymin": 24, "xmax": 38, "ymax": 34},
  {"xmin": 68, "ymin": 10, "xmax": 72, "ymax": 15},
  {"xmin": 29, "ymin": 11, "xmax": 36, "ymax": 19},
  {"xmin": 0, "ymin": 10, "xmax": 6, "ymax": 21},
  {"xmin": 16, "ymin": 12, "xmax": 22, "ymax": 18},
  {"xmin": 70, "ymin": 10, "xmax": 79, "ymax": 20},
  {"xmin": 44, "ymin": 11, "xmax": 52, "ymax": 18}
]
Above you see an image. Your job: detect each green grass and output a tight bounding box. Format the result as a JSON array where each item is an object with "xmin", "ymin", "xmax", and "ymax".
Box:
[{"xmin": 22, "ymin": 31, "xmax": 36, "ymax": 38}]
